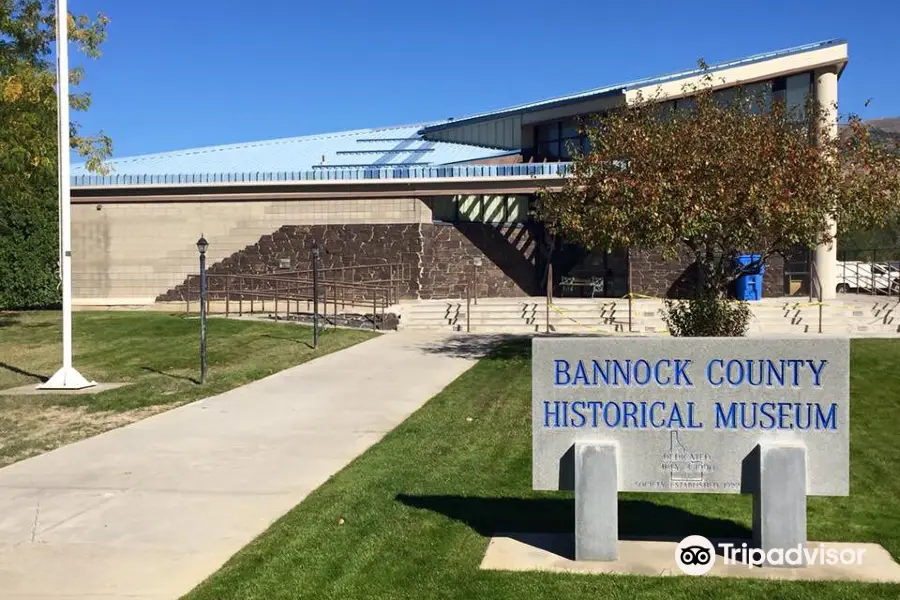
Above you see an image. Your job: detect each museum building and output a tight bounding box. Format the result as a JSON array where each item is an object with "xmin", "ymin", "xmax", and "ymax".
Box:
[{"xmin": 69, "ymin": 39, "xmax": 848, "ymax": 306}]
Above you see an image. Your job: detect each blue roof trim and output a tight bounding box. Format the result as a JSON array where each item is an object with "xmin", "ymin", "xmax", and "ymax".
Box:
[
  {"xmin": 71, "ymin": 162, "xmax": 573, "ymax": 188},
  {"xmin": 421, "ymin": 39, "xmax": 847, "ymax": 134}
]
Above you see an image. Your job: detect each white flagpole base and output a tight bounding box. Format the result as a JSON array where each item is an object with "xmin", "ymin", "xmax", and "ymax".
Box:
[{"xmin": 38, "ymin": 367, "xmax": 97, "ymax": 390}]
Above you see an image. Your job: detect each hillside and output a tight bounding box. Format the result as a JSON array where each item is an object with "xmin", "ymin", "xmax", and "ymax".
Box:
[{"xmin": 864, "ymin": 117, "xmax": 900, "ymax": 148}]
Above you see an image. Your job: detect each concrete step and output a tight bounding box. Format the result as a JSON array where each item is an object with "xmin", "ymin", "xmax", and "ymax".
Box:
[
  {"xmin": 466, "ymin": 324, "xmax": 541, "ymax": 333},
  {"xmin": 465, "ymin": 316, "xmax": 537, "ymax": 325}
]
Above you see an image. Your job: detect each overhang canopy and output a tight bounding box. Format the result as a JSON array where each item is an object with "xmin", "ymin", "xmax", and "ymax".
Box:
[{"xmin": 420, "ymin": 39, "xmax": 849, "ymax": 150}]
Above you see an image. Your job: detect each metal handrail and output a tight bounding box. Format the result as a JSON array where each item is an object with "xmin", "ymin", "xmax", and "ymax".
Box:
[
  {"xmin": 275, "ymin": 262, "xmax": 407, "ymax": 277},
  {"xmin": 183, "ymin": 273, "xmax": 392, "ymax": 329},
  {"xmin": 809, "ymin": 260, "xmax": 823, "ymax": 334}
]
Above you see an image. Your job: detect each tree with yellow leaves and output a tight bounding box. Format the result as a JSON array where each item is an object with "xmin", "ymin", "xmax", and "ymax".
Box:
[{"xmin": 1, "ymin": 1, "xmax": 110, "ymax": 307}]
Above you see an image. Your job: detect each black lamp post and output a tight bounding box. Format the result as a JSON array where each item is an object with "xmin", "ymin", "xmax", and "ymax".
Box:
[
  {"xmin": 197, "ymin": 235, "xmax": 209, "ymax": 384},
  {"xmin": 312, "ymin": 240, "xmax": 319, "ymax": 349}
]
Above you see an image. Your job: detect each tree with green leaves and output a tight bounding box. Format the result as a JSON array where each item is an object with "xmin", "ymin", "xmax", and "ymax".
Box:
[
  {"xmin": 0, "ymin": 0, "xmax": 110, "ymax": 308},
  {"xmin": 537, "ymin": 68, "xmax": 900, "ymax": 333}
]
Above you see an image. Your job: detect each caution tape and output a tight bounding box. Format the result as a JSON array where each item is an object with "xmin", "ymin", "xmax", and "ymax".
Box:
[
  {"xmin": 622, "ymin": 292, "xmax": 666, "ymax": 301},
  {"xmin": 547, "ymin": 301, "xmax": 670, "ymax": 336}
]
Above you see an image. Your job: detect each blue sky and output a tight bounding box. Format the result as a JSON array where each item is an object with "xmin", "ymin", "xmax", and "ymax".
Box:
[{"xmin": 71, "ymin": 0, "xmax": 900, "ymax": 159}]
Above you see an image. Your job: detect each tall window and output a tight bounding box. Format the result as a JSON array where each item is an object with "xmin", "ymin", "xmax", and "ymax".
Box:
[
  {"xmin": 534, "ymin": 119, "xmax": 589, "ymax": 160},
  {"xmin": 773, "ymin": 72, "xmax": 812, "ymax": 121},
  {"xmin": 532, "ymin": 71, "xmax": 813, "ymax": 160}
]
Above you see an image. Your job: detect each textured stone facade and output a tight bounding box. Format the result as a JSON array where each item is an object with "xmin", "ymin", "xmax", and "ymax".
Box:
[
  {"xmin": 419, "ymin": 223, "xmax": 539, "ymax": 299},
  {"xmin": 159, "ymin": 222, "xmax": 540, "ymax": 302},
  {"xmin": 630, "ymin": 247, "xmax": 785, "ymax": 298}
]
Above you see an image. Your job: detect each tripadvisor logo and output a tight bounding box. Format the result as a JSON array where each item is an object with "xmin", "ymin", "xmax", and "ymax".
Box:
[
  {"xmin": 675, "ymin": 536, "xmax": 867, "ymax": 574},
  {"xmin": 675, "ymin": 535, "xmax": 716, "ymax": 575}
]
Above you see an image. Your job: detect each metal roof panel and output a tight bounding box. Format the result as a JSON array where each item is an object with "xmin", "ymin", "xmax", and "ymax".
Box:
[{"xmin": 72, "ymin": 124, "xmax": 513, "ymax": 179}]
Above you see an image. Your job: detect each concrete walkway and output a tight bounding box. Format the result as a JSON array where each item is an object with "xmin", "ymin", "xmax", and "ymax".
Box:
[{"xmin": 0, "ymin": 332, "xmax": 493, "ymax": 599}]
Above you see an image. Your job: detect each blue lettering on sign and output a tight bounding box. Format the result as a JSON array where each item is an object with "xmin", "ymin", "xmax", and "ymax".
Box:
[
  {"xmin": 714, "ymin": 402, "xmax": 737, "ymax": 428},
  {"xmin": 545, "ymin": 355, "xmax": 838, "ymax": 431},
  {"xmin": 551, "ymin": 359, "xmax": 696, "ymax": 388},
  {"xmin": 816, "ymin": 403, "xmax": 837, "ymax": 430},
  {"xmin": 555, "ymin": 358, "xmax": 829, "ymax": 388},
  {"xmin": 707, "ymin": 359, "xmax": 725, "ymax": 387},
  {"xmin": 554, "ymin": 360, "xmax": 570, "ymax": 386}
]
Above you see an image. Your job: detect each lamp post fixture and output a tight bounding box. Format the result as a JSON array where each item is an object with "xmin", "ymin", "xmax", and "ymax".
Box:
[
  {"xmin": 197, "ymin": 235, "xmax": 209, "ymax": 384},
  {"xmin": 312, "ymin": 240, "xmax": 319, "ymax": 349}
]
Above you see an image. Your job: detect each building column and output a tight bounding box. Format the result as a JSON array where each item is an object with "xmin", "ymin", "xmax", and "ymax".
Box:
[{"xmin": 814, "ymin": 67, "xmax": 838, "ymax": 300}]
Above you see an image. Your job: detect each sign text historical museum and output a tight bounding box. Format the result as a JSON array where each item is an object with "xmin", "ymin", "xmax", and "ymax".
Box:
[{"xmin": 532, "ymin": 337, "xmax": 849, "ymax": 496}]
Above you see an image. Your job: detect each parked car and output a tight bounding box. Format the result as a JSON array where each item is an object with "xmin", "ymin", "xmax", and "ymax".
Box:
[{"xmin": 836, "ymin": 261, "xmax": 900, "ymax": 294}]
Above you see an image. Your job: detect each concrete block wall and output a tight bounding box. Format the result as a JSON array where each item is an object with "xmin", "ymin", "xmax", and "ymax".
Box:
[{"xmin": 72, "ymin": 198, "xmax": 430, "ymax": 304}]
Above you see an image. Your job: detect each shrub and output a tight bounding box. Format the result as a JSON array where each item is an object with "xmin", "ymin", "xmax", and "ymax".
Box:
[{"xmin": 663, "ymin": 294, "xmax": 751, "ymax": 337}]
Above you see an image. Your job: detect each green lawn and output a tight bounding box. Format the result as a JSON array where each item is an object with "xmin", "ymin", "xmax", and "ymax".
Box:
[
  {"xmin": 184, "ymin": 338, "xmax": 900, "ymax": 600},
  {"xmin": 0, "ymin": 311, "xmax": 376, "ymax": 466}
]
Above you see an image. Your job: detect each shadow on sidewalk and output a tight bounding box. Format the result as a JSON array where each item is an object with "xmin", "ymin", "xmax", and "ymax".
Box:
[{"xmin": 414, "ymin": 335, "xmax": 530, "ymax": 360}]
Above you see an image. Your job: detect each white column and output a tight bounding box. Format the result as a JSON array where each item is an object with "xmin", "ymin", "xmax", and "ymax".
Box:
[
  {"xmin": 814, "ymin": 67, "xmax": 838, "ymax": 300},
  {"xmin": 40, "ymin": 0, "xmax": 95, "ymax": 390}
]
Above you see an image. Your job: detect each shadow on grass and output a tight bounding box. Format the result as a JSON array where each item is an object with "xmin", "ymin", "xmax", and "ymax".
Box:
[
  {"xmin": 261, "ymin": 333, "xmax": 314, "ymax": 350},
  {"xmin": 397, "ymin": 494, "xmax": 751, "ymax": 558},
  {"xmin": 0, "ymin": 361, "xmax": 48, "ymax": 382},
  {"xmin": 417, "ymin": 335, "xmax": 531, "ymax": 360},
  {"xmin": 140, "ymin": 366, "xmax": 200, "ymax": 385},
  {"xmin": 0, "ymin": 315, "xmax": 21, "ymax": 328},
  {"xmin": 416, "ymin": 335, "xmax": 619, "ymax": 361}
]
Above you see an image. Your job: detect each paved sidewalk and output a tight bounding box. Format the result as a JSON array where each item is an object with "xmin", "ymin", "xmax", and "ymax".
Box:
[{"xmin": 0, "ymin": 332, "xmax": 493, "ymax": 599}]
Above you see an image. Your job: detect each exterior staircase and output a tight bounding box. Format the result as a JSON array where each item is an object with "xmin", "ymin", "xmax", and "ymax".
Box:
[{"xmin": 395, "ymin": 296, "xmax": 900, "ymax": 337}]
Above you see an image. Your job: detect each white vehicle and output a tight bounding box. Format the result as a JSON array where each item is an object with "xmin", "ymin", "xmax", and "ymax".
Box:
[{"xmin": 836, "ymin": 261, "xmax": 900, "ymax": 294}]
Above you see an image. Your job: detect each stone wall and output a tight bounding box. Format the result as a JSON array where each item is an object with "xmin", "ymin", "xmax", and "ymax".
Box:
[
  {"xmin": 159, "ymin": 221, "xmax": 540, "ymax": 302},
  {"xmin": 158, "ymin": 224, "xmax": 423, "ymax": 302},
  {"xmin": 630, "ymin": 247, "xmax": 785, "ymax": 298},
  {"xmin": 419, "ymin": 223, "xmax": 539, "ymax": 299}
]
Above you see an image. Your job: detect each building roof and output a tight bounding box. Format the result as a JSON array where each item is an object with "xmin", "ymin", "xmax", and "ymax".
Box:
[
  {"xmin": 73, "ymin": 39, "xmax": 848, "ymax": 188},
  {"xmin": 420, "ymin": 39, "xmax": 848, "ymax": 135},
  {"xmin": 71, "ymin": 123, "xmax": 515, "ymax": 183}
]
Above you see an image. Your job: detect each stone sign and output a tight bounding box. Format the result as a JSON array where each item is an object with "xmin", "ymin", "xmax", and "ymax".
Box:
[
  {"xmin": 533, "ymin": 337, "xmax": 849, "ymax": 495},
  {"xmin": 532, "ymin": 336, "xmax": 850, "ymax": 561}
]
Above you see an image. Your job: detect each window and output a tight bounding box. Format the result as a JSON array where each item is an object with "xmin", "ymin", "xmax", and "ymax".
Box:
[
  {"xmin": 534, "ymin": 119, "xmax": 588, "ymax": 160},
  {"xmin": 430, "ymin": 196, "xmax": 531, "ymax": 224},
  {"xmin": 745, "ymin": 80, "xmax": 773, "ymax": 115},
  {"xmin": 675, "ymin": 96, "xmax": 697, "ymax": 113},
  {"xmin": 537, "ymin": 123, "xmax": 559, "ymax": 143},
  {"xmin": 784, "ymin": 73, "xmax": 812, "ymax": 121}
]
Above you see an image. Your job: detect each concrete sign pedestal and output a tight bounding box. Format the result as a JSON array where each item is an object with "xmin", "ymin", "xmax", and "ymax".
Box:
[{"xmin": 532, "ymin": 337, "xmax": 849, "ymax": 562}]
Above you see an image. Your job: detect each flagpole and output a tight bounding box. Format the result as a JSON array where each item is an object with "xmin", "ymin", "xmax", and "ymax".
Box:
[{"xmin": 40, "ymin": 0, "xmax": 95, "ymax": 390}]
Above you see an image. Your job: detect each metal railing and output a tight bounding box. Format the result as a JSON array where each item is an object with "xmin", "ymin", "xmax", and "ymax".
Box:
[
  {"xmin": 836, "ymin": 248, "xmax": 900, "ymax": 299},
  {"xmin": 177, "ymin": 263, "xmax": 408, "ymax": 331},
  {"xmin": 809, "ymin": 260, "xmax": 824, "ymax": 334}
]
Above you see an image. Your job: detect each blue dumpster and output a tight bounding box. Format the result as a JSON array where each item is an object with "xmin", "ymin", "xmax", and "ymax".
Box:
[{"xmin": 735, "ymin": 254, "xmax": 764, "ymax": 301}]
